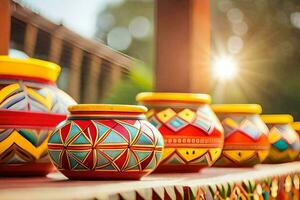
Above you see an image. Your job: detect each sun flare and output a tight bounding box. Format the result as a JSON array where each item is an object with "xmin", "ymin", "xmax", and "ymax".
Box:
[{"xmin": 213, "ymin": 56, "xmax": 238, "ymax": 81}]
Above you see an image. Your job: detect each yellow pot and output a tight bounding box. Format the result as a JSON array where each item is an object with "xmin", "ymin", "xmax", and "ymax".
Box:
[
  {"xmin": 137, "ymin": 92, "xmax": 224, "ymax": 172},
  {"xmin": 212, "ymin": 104, "xmax": 270, "ymax": 167},
  {"xmin": 262, "ymin": 115, "xmax": 300, "ymax": 163},
  {"xmin": 0, "ymin": 56, "xmax": 76, "ymax": 176}
]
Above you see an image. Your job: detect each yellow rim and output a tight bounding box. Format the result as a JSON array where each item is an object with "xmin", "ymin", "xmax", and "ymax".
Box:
[
  {"xmin": 261, "ymin": 114, "xmax": 294, "ymax": 124},
  {"xmin": 212, "ymin": 104, "xmax": 262, "ymax": 114},
  {"xmin": 68, "ymin": 104, "xmax": 148, "ymax": 113},
  {"xmin": 0, "ymin": 56, "xmax": 61, "ymax": 82},
  {"xmin": 136, "ymin": 92, "xmax": 211, "ymax": 104},
  {"xmin": 291, "ymin": 122, "xmax": 300, "ymax": 131}
]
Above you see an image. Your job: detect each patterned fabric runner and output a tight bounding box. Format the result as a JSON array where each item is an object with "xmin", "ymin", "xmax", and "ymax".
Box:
[{"xmin": 1, "ymin": 162, "xmax": 300, "ymax": 200}]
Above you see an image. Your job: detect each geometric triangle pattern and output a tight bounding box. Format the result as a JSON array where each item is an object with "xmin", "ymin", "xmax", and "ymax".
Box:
[
  {"xmin": 214, "ymin": 113, "xmax": 271, "ymax": 167},
  {"xmin": 103, "ymin": 174, "xmax": 299, "ymax": 200},
  {"xmin": 145, "ymin": 105, "xmax": 224, "ymax": 172},
  {"xmin": 223, "ymin": 150, "xmax": 257, "ymax": 162},
  {"xmin": 264, "ymin": 124, "xmax": 300, "ymax": 163},
  {"xmin": 215, "ymin": 150, "xmax": 270, "ymax": 167},
  {"xmin": 72, "ymin": 133, "xmax": 91, "ymax": 145},
  {"xmin": 221, "ymin": 115, "xmax": 268, "ymax": 140},
  {"xmin": 47, "ymin": 119, "xmax": 164, "ymax": 177},
  {"xmin": 148, "ymin": 107, "xmax": 220, "ymax": 134},
  {"xmin": 156, "ymin": 147, "xmax": 223, "ymax": 172},
  {"xmin": 65, "ymin": 122, "xmax": 81, "ymax": 144}
]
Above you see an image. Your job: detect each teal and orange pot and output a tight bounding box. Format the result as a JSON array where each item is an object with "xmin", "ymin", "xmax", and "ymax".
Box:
[{"xmin": 262, "ymin": 114, "xmax": 300, "ymax": 163}]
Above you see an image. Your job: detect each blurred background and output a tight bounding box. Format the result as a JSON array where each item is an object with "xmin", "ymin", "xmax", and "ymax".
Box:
[{"xmin": 10, "ymin": 0, "xmax": 300, "ymax": 119}]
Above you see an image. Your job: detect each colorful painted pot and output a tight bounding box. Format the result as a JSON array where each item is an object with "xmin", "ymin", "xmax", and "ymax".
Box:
[
  {"xmin": 136, "ymin": 93, "xmax": 224, "ymax": 172},
  {"xmin": 292, "ymin": 122, "xmax": 300, "ymax": 161},
  {"xmin": 212, "ymin": 104, "xmax": 270, "ymax": 167},
  {"xmin": 261, "ymin": 115, "xmax": 300, "ymax": 163},
  {"xmin": 0, "ymin": 56, "xmax": 76, "ymax": 176},
  {"xmin": 292, "ymin": 122, "xmax": 300, "ymax": 136},
  {"xmin": 48, "ymin": 104, "xmax": 164, "ymax": 180}
]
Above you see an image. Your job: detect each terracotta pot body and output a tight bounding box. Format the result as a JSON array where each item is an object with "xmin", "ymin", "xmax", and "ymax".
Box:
[
  {"xmin": 262, "ymin": 115, "xmax": 300, "ymax": 163},
  {"xmin": 212, "ymin": 104, "xmax": 270, "ymax": 167},
  {"xmin": 48, "ymin": 104, "xmax": 164, "ymax": 180},
  {"xmin": 136, "ymin": 93, "xmax": 224, "ymax": 173},
  {"xmin": 0, "ymin": 56, "xmax": 76, "ymax": 176}
]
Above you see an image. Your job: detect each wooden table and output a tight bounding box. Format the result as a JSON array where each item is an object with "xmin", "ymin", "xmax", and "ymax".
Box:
[{"xmin": 1, "ymin": 162, "xmax": 300, "ymax": 200}]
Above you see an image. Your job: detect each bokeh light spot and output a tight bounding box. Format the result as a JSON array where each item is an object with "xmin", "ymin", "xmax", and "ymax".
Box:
[
  {"xmin": 290, "ymin": 12, "xmax": 300, "ymax": 29},
  {"xmin": 227, "ymin": 8, "xmax": 244, "ymax": 24},
  {"xmin": 129, "ymin": 16, "xmax": 151, "ymax": 39},
  {"xmin": 107, "ymin": 27, "xmax": 132, "ymax": 51},
  {"xmin": 218, "ymin": 0, "xmax": 233, "ymax": 13},
  {"xmin": 232, "ymin": 21, "xmax": 248, "ymax": 36},
  {"xmin": 97, "ymin": 13, "xmax": 115, "ymax": 31},
  {"xmin": 228, "ymin": 36, "xmax": 244, "ymax": 54}
]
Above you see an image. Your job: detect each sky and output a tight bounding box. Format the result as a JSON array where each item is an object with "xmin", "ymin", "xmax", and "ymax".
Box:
[{"xmin": 15, "ymin": 0, "xmax": 124, "ymax": 38}]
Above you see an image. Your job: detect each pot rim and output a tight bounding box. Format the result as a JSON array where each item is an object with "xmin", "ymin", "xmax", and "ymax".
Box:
[
  {"xmin": 68, "ymin": 104, "xmax": 147, "ymax": 113},
  {"xmin": 292, "ymin": 122, "xmax": 300, "ymax": 131},
  {"xmin": 0, "ymin": 56, "xmax": 61, "ymax": 83},
  {"xmin": 212, "ymin": 104, "xmax": 262, "ymax": 114},
  {"xmin": 136, "ymin": 92, "xmax": 211, "ymax": 104},
  {"xmin": 261, "ymin": 114, "xmax": 294, "ymax": 124}
]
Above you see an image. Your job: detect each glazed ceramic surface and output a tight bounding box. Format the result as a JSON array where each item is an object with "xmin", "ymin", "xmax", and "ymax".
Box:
[
  {"xmin": 0, "ymin": 56, "xmax": 76, "ymax": 176},
  {"xmin": 212, "ymin": 104, "xmax": 270, "ymax": 167},
  {"xmin": 292, "ymin": 122, "xmax": 300, "ymax": 136},
  {"xmin": 262, "ymin": 115, "xmax": 300, "ymax": 163},
  {"xmin": 0, "ymin": 56, "xmax": 75, "ymax": 112},
  {"xmin": 48, "ymin": 104, "xmax": 164, "ymax": 180},
  {"xmin": 292, "ymin": 122, "xmax": 300, "ymax": 161},
  {"xmin": 136, "ymin": 93, "xmax": 224, "ymax": 172}
]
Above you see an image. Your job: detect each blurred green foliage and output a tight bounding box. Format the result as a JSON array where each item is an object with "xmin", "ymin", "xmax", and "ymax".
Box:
[
  {"xmin": 103, "ymin": 62, "xmax": 153, "ymax": 104},
  {"xmin": 96, "ymin": 0, "xmax": 154, "ymax": 105},
  {"xmin": 96, "ymin": 0, "xmax": 300, "ymax": 119}
]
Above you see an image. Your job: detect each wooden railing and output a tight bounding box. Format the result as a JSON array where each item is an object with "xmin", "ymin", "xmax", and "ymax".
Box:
[{"xmin": 10, "ymin": 2, "xmax": 133, "ymax": 103}]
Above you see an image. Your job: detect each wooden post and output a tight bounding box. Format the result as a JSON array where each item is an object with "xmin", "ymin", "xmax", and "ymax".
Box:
[
  {"xmin": 100, "ymin": 64, "xmax": 122, "ymax": 100},
  {"xmin": 83, "ymin": 55, "xmax": 102, "ymax": 103},
  {"xmin": 49, "ymin": 36, "xmax": 63, "ymax": 64},
  {"xmin": 68, "ymin": 46, "xmax": 83, "ymax": 102},
  {"xmin": 109, "ymin": 64, "xmax": 122, "ymax": 86},
  {"xmin": 24, "ymin": 24, "xmax": 38, "ymax": 57},
  {"xmin": 155, "ymin": 0, "xmax": 211, "ymax": 93},
  {"xmin": 0, "ymin": 0, "xmax": 11, "ymax": 55}
]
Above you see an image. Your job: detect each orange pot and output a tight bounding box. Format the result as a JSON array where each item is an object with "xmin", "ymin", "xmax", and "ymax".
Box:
[
  {"xmin": 137, "ymin": 92, "xmax": 224, "ymax": 172},
  {"xmin": 212, "ymin": 104, "xmax": 270, "ymax": 167}
]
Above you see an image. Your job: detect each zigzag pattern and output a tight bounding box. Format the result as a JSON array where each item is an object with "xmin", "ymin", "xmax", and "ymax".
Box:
[
  {"xmin": 0, "ymin": 80, "xmax": 76, "ymax": 114},
  {"xmin": 0, "ymin": 129, "xmax": 50, "ymax": 164},
  {"xmin": 265, "ymin": 125, "xmax": 300, "ymax": 163},
  {"xmin": 215, "ymin": 150, "xmax": 269, "ymax": 167},
  {"xmin": 161, "ymin": 147, "xmax": 222, "ymax": 166},
  {"xmin": 48, "ymin": 119, "xmax": 164, "ymax": 173},
  {"xmin": 146, "ymin": 106, "xmax": 224, "ymax": 171},
  {"xmin": 148, "ymin": 108, "xmax": 216, "ymax": 134},
  {"xmin": 215, "ymin": 115, "xmax": 270, "ymax": 166},
  {"xmin": 222, "ymin": 116, "xmax": 268, "ymax": 139}
]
